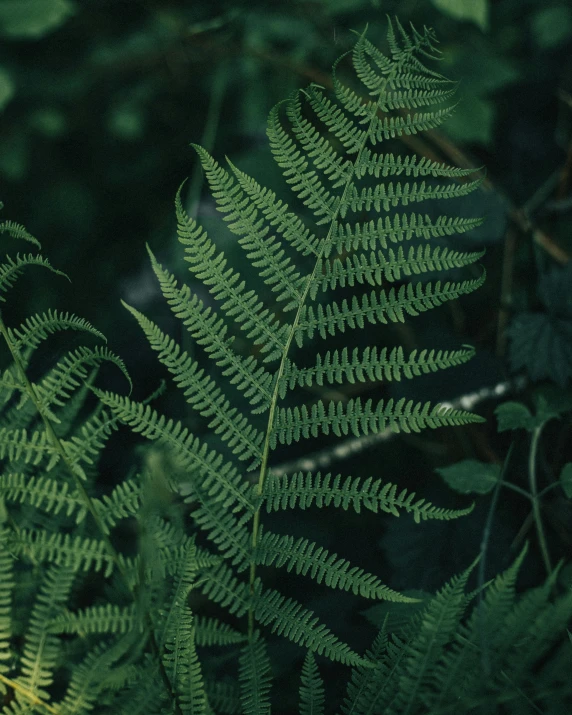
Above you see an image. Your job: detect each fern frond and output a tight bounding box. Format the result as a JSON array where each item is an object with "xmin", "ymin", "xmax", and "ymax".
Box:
[
  {"xmin": 341, "ymin": 626, "xmax": 407, "ymax": 715},
  {"xmin": 93, "ymin": 477, "xmax": 141, "ymax": 533},
  {"xmin": 280, "ymin": 345, "xmax": 476, "ymax": 393},
  {"xmin": 8, "ymin": 528, "xmax": 118, "ymax": 576},
  {"xmin": 339, "ymin": 178, "xmax": 483, "ymax": 218},
  {"xmin": 287, "ymin": 91, "xmax": 353, "ymax": 189},
  {"xmin": 382, "ymin": 557, "xmax": 478, "ymax": 714},
  {"xmin": 122, "ymin": 302, "xmax": 264, "ymax": 467},
  {"xmin": 299, "ymin": 651, "xmax": 325, "ymax": 715},
  {"xmin": 355, "ymin": 148, "xmax": 477, "ymax": 180},
  {"xmin": 239, "ymin": 633, "xmax": 272, "ymax": 715},
  {"xmin": 311, "ymin": 245, "xmax": 484, "ymax": 294},
  {"xmin": 0, "ymin": 253, "xmax": 68, "ymax": 300},
  {"xmin": 198, "ymin": 562, "xmax": 252, "ymax": 617},
  {"xmin": 260, "ymin": 472, "xmax": 473, "ymax": 523},
  {"xmin": 330, "ymin": 213, "xmax": 483, "ymax": 256},
  {"xmin": 147, "ymin": 248, "xmax": 274, "ymax": 412},
  {"xmin": 296, "ymin": 272, "xmax": 486, "ymax": 343},
  {"xmin": 30, "ymin": 345, "xmax": 131, "ymax": 419},
  {"xmin": 222, "ymin": 166, "xmax": 321, "ymax": 257},
  {"xmin": 0, "ymin": 473, "xmax": 88, "ymax": 524},
  {"xmin": 63, "ymin": 407, "xmax": 119, "ymax": 476},
  {"xmin": 19, "ymin": 565, "xmax": 75, "ymax": 700},
  {"xmin": 252, "ymin": 528, "xmax": 414, "ymax": 602},
  {"xmin": 0, "ymin": 219, "xmax": 41, "ymax": 248},
  {"xmin": 161, "ymin": 540, "xmax": 206, "ymax": 715},
  {"xmin": 8, "ymin": 310, "xmax": 106, "ymax": 352},
  {"xmin": 93, "ymin": 391, "xmax": 254, "ymax": 515},
  {"xmin": 175, "ymin": 190, "xmax": 289, "ymax": 362},
  {"xmin": 49, "ymin": 603, "xmax": 138, "ymax": 636},
  {"xmin": 271, "ymin": 397, "xmax": 483, "ymax": 446},
  {"xmin": 58, "ymin": 636, "xmax": 136, "ymax": 714},
  {"xmin": 194, "ymin": 147, "xmax": 306, "ymax": 311},
  {"xmin": 194, "ymin": 616, "xmax": 245, "ymax": 647},
  {"xmin": 253, "ymin": 586, "xmax": 370, "ymax": 666},
  {"xmin": 0, "ymin": 427, "xmax": 55, "ymax": 465},
  {"xmin": 267, "ymin": 100, "xmax": 341, "ymax": 225}
]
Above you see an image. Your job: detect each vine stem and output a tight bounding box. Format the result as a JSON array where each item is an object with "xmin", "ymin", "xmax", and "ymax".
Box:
[
  {"xmin": 529, "ymin": 425, "xmax": 552, "ymax": 576},
  {"xmin": 0, "ymin": 313, "xmax": 183, "ymax": 715}
]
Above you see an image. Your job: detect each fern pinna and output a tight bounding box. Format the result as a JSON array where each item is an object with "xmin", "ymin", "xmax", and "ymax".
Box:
[{"xmin": 94, "ymin": 18, "xmax": 487, "ymax": 708}]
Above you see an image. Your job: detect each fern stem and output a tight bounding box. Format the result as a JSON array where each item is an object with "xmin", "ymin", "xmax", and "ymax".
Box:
[
  {"xmin": 529, "ymin": 425, "xmax": 552, "ymax": 576},
  {"xmin": 0, "ymin": 312, "xmax": 184, "ymax": 715},
  {"xmin": 247, "ymin": 39, "xmax": 403, "ymax": 639},
  {"xmin": 0, "ymin": 672, "xmax": 59, "ymax": 714}
]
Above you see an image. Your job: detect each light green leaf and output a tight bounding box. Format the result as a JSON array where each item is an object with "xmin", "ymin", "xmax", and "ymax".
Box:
[
  {"xmin": 560, "ymin": 463, "xmax": 572, "ymax": 499},
  {"xmin": 0, "ymin": 67, "xmax": 14, "ymax": 110},
  {"xmin": 0, "ymin": 0, "xmax": 75, "ymax": 39},
  {"xmin": 495, "ymin": 402, "xmax": 535, "ymax": 432},
  {"xmin": 431, "ymin": 0, "xmax": 489, "ymax": 31},
  {"xmin": 436, "ymin": 459, "xmax": 500, "ymax": 495}
]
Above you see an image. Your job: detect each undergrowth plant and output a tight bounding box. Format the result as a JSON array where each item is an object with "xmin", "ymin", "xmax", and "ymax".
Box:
[{"xmin": 0, "ymin": 18, "xmax": 570, "ymax": 715}]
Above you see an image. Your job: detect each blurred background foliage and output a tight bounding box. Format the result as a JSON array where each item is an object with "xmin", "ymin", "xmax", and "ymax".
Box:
[
  {"xmin": 1, "ymin": 1, "xmax": 572, "ymax": 702},
  {"xmin": 1, "ymin": 0, "xmax": 571, "ymax": 365}
]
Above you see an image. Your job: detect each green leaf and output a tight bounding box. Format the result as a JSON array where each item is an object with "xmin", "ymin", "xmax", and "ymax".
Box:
[
  {"xmin": 495, "ymin": 402, "xmax": 535, "ymax": 432},
  {"xmin": 0, "ymin": 0, "xmax": 75, "ymax": 39},
  {"xmin": 560, "ymin": 463, "xmax": 572, "ymax": 499},
  {"xmin": 436, "ymin": 459, "xmax": 500, "ymax": 495},
  {"xmin": 431, "ymin": 0, "xmax": 489, "ymax": 30}
]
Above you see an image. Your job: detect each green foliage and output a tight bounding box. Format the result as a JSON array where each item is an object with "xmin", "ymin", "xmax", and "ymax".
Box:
[
  {"xmin": 0, "ymin": 17, "xmax": 570, "ymax": 715},
  {"xmin": 436, "ymin": 458, "xmax": 500, "ymax": 494}
]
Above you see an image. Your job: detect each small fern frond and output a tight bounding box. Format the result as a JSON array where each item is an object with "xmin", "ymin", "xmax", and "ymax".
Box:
[
  {"xmin": 260, "ymin": 472, "xmax": 473, "ymax": 523},
  {"xmin": 252, "ymin": 528, "xmax": 414, "ymax": 602},
  {"xmin": 253, "ymin": 586, "xmax": 370, "ymax": 667},
  {"xmin": 175, "ymin": 189, "xmax": 290, "ymax": 362},
  {"xmin": 146, "ymin": 248, "xmax": 274, "ymax": 412},
  {"xmin": 8, "ymin": 310, "xmax": 106, "ymax": 352},
  {"xmin": 239, "ymin": 633, "xmax": 272, "ymax": 715},
  {"xmin": 280, "ymin": 345, "xmax": 476, "ymax": 394},
  {"xmin": 299, "ymin": 651, "xmax": 325, "ymax": 715},
  {"xmin": 0, "ymin": 253, "xmax": 68, "ymax": 300},
  {"xmin": 271, "ymin": 397, "xmax": 483, "ymax": 446},
  {"xmin": 0, "ymin": 219, "xmax": 41, "ymax": 248},
  {"xmin": 121, "ymin": 302, "xmax": 264, "ymax": 467},
  {"xmin": 49, "ymin": 603, "xmax": 138, "ymax": 636}
]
